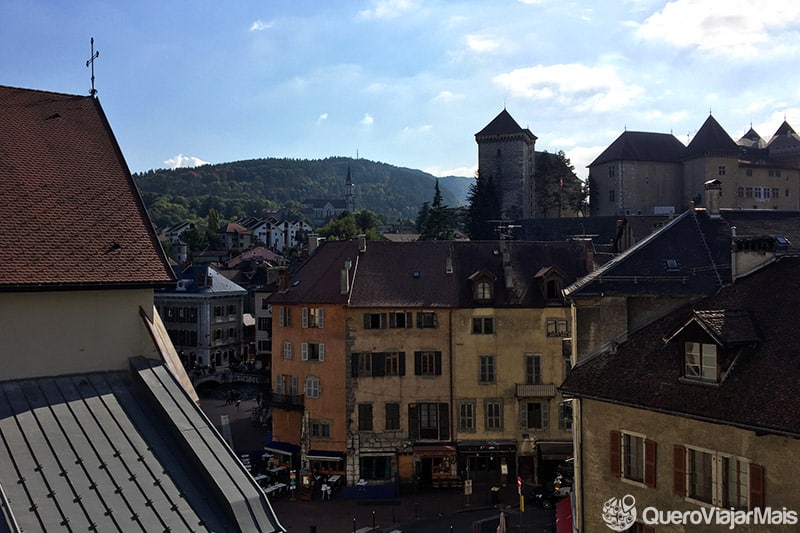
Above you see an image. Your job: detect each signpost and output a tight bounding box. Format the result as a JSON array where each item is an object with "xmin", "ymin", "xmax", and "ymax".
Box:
[{"xmin": 464, "ymin": 479, "xmax": 472, "ymax": 507}]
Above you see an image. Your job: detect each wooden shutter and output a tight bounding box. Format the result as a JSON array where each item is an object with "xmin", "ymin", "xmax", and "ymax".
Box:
[
  {"xmin": 398, "ymin": 352, "xmax": 406, "ymax": 376},
  {"xmin": 318, "ymin": 343, "xmax": 325, "ymax": 361},
  {"xmin": 542, "ymin": 402, "xmax": 549, "ymax": 429},
  {"xmin": 644, "ymin": 439, "xmax": 657, "ymax": 488},
  {"xmin": 520, "ymin": 402, "xmax": 528, "ymax": 429},
  {"xmin": 408, "ymin": 405, "xmax": 419, "ymax": 441},
  {"xmin": 405, "ymin": 312, "xmax": 412, "ymax": 328},
  {"xmin": 351, "ymin": 353, "xmax": 360, "ymax": 377},
  {"xmin": 673, "ymin": 445, "xmax": 686, "ymax": 496},
  {"xmin": 609, "ymin": 431, "xmax": 621, "ymax": 478},
  {"xmin": 380, "ymin": 313, "xmax": 387, "ymax": 329},
  {"xmin": 364, "ymin": 314, "xmax": 371, "ymax": 329},
  {"xmin": 435, "ymin": 351, "xmax": 442, "ymax": 375},
  {"xmin": 372, "ymin": 353, "xmax": 386, "ymax": 377},
  {"xmin": 301, "ymin": 342, "xmax": 308, "ymax": 361},
  {"xmin": 317, "ymin": 308, "xmax": 324, "ymax": 328},
  {"xmin": 749, "ymin": 463, "xmax": 764, "ymax": 509},
  {"xmin": 414, "ymin": 351, "xmax": 422, "ymax": 375},
  {"xmin": 302, "ymin": 307, "xmax": 309, "ymax": 328},
  {"xmin": 439, "ymin": 403, "xmax": 450, "ymax": 441}
]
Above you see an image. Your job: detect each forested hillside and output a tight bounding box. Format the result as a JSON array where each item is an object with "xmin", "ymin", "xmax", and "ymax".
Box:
[{"xmin": 133, "ymin": 156, "xmax": 468, "ymax": 229}]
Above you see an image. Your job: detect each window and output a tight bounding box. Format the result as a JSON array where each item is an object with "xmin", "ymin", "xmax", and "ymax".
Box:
[
  {"xmin": 474, "ymin": 280, "xmax": 492, "ymax": 300},
  {"xmin": 302, "ymin": 342, "xmax": 325, "ymax": 361},
  {"xmin": 611, "ymin": 431, "xmax": 656, "ymax": 487},
  {"xmin": 305, "ymin": 376, "xmax": 320, "ymax": 398},
  {"xmin": 385, "ymin": 352, "xmax": 401, "ymax": 376},
  {"xmin": 609, "ymin": 189, "xmax": 615, "ymax": 202},
  {"xmin": 414, "ymin": 351, "xmax": 442, "ymax": 376},
  {"xmin": 769, "ymin": 169, "xmax": 782, "ymax": 177},
  {"xmin": 363, "ymin": 312, "xmax": 386, "ymax": 329},
  {"xmin": 545, "ymin": 279, "xmax": 561, "ymax": 299},
  {"xmin": 623, "ymin": 432, "xmax": 645, "ymax": 483},
  {"xmin": 261, "ymin": 297, "xmax": 269, "ymax": 310},
  {"xmin": 360, "ymin": 456, "xmax": 391, "ymax": 481},
  {"xmin": 688, "ymin": 447, "xmax": 714, "ymax": 503},
  {"xmin": 558, "ymin": 401, "xmax": 573, "ymax": 430},
  {"xmin": 479, "ymin": 355, "xmax": 495, "ymax": 383},
  {"xmin": 685, "ymin": 342, "xmax": 717, "ymax": 381},
  {"xmin": 521, "ymin": 401, "xmax": 548, "ymax": 430},
  {"xmin": 257, "ymin": 340, "xmax": 270, "ymax": 351},
  {"xmin": 416, "ymin": 312, "xmax": 437, "ymax": 328},
  {"xmin": 772, "ymin": 187, "xmax": 780, "ymax": 201},
  {"xmin": 283, "ymin": 341, "xmax": 292, "ymax": 359},
  {"xmin": 525, "ymin": 354, "xmax": 542, "ymax": 385},
  {"xmin": 213, "ymin": 329, "xmax": 223, "ymax": 341},
  {"xmin": 257, "ymin": 317, "xmax": 269, "ymax": 331},
  {"xmin": 746, "ymin": 168, "xmax": 753, "ymax": 177},
  {"xmin": 389, "ymin": 311, "xmax": 412, "ymax": 328},
  {"xmin": 227, "ymin": 327, "xmax": 236, "ymax": 339},
  {"xmin": 385, "ymin": 403, "xmax": 400, "ymax": 431},
  {"xmin": 485, "ymin": 400, "xmax": 503, "ymax": 430},
  {"xmin": 745, "ymin": 187, "xmax": 753, "ymax": 198},
  {"xmin": 357, "ymin": 353, "xmax": 371, "ymax": 376},
  {"xmin": 278, "ymin": 306, "xmax": 291, "ymax": 327},
  {"xmin": 409, "ymin": 403, "xmax": 449, "ymax": 441},
  {"xmin": 546, "ymin": 319, "xmax": 569, "ymax": 337},
  {"xmin": 718, "ymin": 165, "xmax": 726, "ymax": 176},
  {"xmin": 214, "ymin": 305, "xmax": 224, "ymax": 318},
  {"xmin": 472, "ymin": 317, "xmax": 494, "ymax": 334},
  {"xmin": 737, "ymin": 186, "xmax": 744, "ymax": 198},
  {"xmin": 458, "ymin": 401, "xmax": 475, "ymax": 432},
  {"xmin": 227, "ymin": 304, "xmax": 237, "ymax": 316},
  {"xmin": 310, "ymin": 420, "xmax": 331, "ymax": 438},
  {"xmin": 302, "ymin": 307, "xmax": 324, "ymax": 328},
  {"xmin": 358, "ymin": 403, "xmax": 373, "ymax": 431},
  {"xmin": 675, "ymin": 446, "xmax": 757, "ymax": 509},
  {"xmin": 609, "ymin": 166, "xmax": 616, "ymax": 179}
]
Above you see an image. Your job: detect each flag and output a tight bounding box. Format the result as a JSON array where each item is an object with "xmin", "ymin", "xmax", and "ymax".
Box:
[{"xmin": 559, "ymin": 176, "xmax": 563, "ymax": 189}]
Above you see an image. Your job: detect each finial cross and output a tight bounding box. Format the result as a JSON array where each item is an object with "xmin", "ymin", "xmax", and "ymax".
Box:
[{"xmin": 86, "ymin": 37, "xmax": 100, "ymax": 96}]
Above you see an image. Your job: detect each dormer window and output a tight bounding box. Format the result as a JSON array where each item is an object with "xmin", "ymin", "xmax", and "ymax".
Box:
[
  {"xmin": 685, "ymin": 342, "xmax": 718, "ymax": 382},
  {"xmin": 475, "ymin": 280, "xmax": 492, "ymax": 301}
]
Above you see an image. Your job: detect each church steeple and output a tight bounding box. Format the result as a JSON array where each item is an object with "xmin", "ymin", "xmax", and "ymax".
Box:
[{"xmin": 345, "ymin": 165, "xmax": 355, "ymax": 214}]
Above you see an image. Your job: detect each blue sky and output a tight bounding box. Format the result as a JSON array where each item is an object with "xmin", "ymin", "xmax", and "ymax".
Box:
[{"xmin": 4, "ymin": 0, "xmax": 800, "ymax": 180}]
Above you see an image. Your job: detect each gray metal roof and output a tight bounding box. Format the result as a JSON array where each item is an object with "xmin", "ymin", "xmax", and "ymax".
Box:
[{"xmin": 0, "ymin": 359, "xmax": 283, "ymax": 532}]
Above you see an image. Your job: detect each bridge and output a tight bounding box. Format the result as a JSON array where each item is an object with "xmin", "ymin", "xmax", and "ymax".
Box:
[{"xmin": 192, "ymin": 371, "xmax": 269, "ymax": 388}]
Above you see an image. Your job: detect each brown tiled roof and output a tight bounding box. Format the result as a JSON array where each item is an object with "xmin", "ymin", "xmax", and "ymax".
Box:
[
  {"xmin": 268, "ymin": 239, "xmax": 590, "ymax": 309},
  {"xmin": 0, "ymin": 86, "xmax": 174, "ymax": 289},
  {"xmin": 561, "ymin": 256, "xmax": 800, "ymax": 437}
]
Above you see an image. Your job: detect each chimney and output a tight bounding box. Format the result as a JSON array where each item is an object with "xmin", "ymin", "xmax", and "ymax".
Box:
[
  {"xmin": 277, "ymin": 267, "xmax": 289, "ymax": 292},
  {"xmin": 704, "ymin": 179, "xmax": 722, "ymax": 218},
  {"xmin": 308, "ymin": 233, "xmax": 320, "ymax": 254},
  {"xmin": 341, "ymin": 259, "xmax": 352, "ymax": 295},
  {"xmin": 446, "ymin": 245, "xmax": 454, "ymax": 274},
  {"xmin": 358, "ymin": 234, "xmax": 367, "ymax": 253}
]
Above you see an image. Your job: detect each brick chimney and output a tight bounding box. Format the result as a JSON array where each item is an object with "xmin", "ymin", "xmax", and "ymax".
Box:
[{"xmin": 704, "ymin": 179, "xmax": 722, "ymax": 218}]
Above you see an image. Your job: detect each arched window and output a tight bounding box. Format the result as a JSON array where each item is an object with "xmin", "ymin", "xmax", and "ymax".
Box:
[{"xmin": 474, "ymin": 280, "xmax": 492, "ymax": 301}]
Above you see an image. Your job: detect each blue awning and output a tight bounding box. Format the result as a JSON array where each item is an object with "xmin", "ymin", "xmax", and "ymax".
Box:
[
  {"xmin": 263, "ymin": 441, "xmax": 300, "ymax": 456},
  {"xmin": 306, "ymin": 450, "xmax": 345, "ymax": 462}
]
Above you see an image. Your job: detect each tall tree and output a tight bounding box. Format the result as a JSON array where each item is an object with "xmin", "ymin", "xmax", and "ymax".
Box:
[
  {"xmin": 421, "ymin": 181, "xmax": 454, "ymax": 240},
  {"xmin": 534, "ymin": 150, "xmax": 587, "ymax": 218},
  {"xmin": 465, "ymin": 170, "xmax": 502, "ymax": 240}
]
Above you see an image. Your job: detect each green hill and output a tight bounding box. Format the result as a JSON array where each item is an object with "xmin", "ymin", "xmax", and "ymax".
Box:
[{"xmin": 133, "ymin": 156, "xmax": 468, "ymax": 229}]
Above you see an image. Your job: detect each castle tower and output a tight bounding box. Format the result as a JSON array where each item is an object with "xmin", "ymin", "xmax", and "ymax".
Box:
[
  {"xmin": 345, "ymin": 164, "xmax": 355, "ymax": 214},
  {"xmin": 475, "ymin": 109, "xmax": 537, "ymax": 219}
]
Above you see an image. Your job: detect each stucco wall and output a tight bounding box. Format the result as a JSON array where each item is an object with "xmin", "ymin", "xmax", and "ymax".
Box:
[
  {"xmin": 1, "ymin": 289, "xmax": 157, "ymax": 380},
  {"xmin": 576, "ymin": 399, "xmax": 800, "ymax": 532}
]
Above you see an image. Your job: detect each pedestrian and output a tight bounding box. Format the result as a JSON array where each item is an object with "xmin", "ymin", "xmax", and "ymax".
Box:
[{"xmin": 235, "ymin": 399, "xmax": 241, "ymax": 412}]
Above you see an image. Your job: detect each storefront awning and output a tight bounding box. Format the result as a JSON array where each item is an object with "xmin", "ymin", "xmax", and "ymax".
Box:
[
  {"xmin": 414, "ymin": 445, "xmax": 456, "ymax": 457},
  {"xmin": 538, "ymin": 441, "xmax": 573, "ymax": 461},
  {"xmin": 306, "ymin": 450, "xmax": 345, "ymax": 462},
  {"xmin": 263, "ymin": 441, "xmax": 300, "ymax": 456}
]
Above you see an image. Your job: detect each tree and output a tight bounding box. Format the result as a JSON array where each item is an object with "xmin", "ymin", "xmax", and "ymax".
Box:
[
  {"xmin": 534, "ymin": 151, "xmax": 588, "ymax": 218},
  {"xmin": 420, "ymin": 181, "xmax": 454, "ymax": 240},
  {"xmin": 465, "ymin": 171, "xmax": 502, "ymax": 240},
  {"xmin": 415, "ymin": 202, "xmax": 430, "ymax": 233}
]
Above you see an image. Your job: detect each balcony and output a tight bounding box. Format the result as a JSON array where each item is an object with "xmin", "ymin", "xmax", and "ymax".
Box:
[
  {"xmin": 271, "ymin": 393, "xmax": 305, "ymax": 411},
  {"xmin": 515, "ymin": 383, "xmax": 556, "ymax": 398}
]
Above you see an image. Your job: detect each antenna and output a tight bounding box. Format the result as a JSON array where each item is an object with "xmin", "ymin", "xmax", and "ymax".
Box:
[{"xmin": 86, "ymin": 37, "xmax": 100, "ymax": 97}]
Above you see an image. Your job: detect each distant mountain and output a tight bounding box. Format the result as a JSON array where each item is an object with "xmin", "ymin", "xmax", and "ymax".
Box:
[{"xmin": 133, "ymin": 157, "xmax": 470, "ymax": 229}]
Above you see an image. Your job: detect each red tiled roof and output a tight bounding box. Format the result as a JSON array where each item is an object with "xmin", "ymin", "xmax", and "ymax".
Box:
[{"xmin": 0, "ymin": 86, "xmax": 174, "ymax": 289}]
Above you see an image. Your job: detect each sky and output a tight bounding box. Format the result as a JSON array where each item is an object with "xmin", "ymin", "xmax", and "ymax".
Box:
[{"xmin": 3, "ymin": 0, "xmax": 800, "ymax": 181}]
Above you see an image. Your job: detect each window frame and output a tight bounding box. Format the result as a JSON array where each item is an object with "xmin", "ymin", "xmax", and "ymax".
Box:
[
  {"xmin": 385, "ymin": 402, "xmax": 400, "ymax": 431},
  {"xmin": 416, "ymin": 312, "xmax": 438, "ymax": 329},
  {"xmin": 485, "ymin": 399, "xmax": 503, "ymax": 431},
  {"xmin": 521, "ymin": 400, "xmax": 548, "ymax": 430},
  {"xmin": 684, "ymin": 341, "xmax": 718, "ymax": 382},
  {"xmin": 472, "ymin": 317, "xmax": 494, "ymax": 335},
  {"xmin": 546, "ymin": 318, "xmax": 570, "ymax": 337},
  {"xmin": 305, "ymin": 375, "xmax": 321, "ymax": 399},
  {"xmin": 358, "ymin": 403, "xmax": 374, "ymax": 432},
  {"xmin": 458, "ymin": 400, "xmax": 476, "ymax": 432},
  {"xmin": 525, "ymin": 353, "xmax": 542, "ymax": 385},
  {"xmin": 478, "ymin": 354, "xmax": 496, "ymax": 384}
]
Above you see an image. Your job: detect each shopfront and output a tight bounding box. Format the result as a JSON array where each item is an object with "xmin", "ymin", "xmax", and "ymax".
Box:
[
  {"xmin": 413, "ymin": 445, "xmax": 457, "ymax": 487},
  {"xmin": 456, "ymin": 441, "xmax": 517, "ymax": 484}
]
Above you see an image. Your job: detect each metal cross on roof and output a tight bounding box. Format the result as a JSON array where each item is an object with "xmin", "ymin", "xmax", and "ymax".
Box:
[{"xmin": 86, "ymin": 37, "xmax": 100, "ymax": 96}]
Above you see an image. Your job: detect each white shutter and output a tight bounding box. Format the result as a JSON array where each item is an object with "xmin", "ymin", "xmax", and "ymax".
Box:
[
  {"xmin": 302, "ymin": 307, "xmax": 309, "ymax": 328},
  {"xmin": 291, "ymin": 375, "xmax": 298, "ymax": 395},
  {"xmin": 276, "ymin": 374, "xmax": 284, "ymax": 394},
  {"xmin": 301, "ymin": 342, "xmax": 309, "ymax": 361},
  {"xmin": 319, "ymin": 343, "xmax": 325, "ymax": 361},
  {"xmin": 520, "ymin": 402, "xmax": 528, "ymax": 429},
  {"xmin": 318, "ymin": 308, "xmax": 324, "ymax": 328}
]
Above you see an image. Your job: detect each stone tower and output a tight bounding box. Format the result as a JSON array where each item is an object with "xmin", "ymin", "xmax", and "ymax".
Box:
[{"xmin": 475, "ymin": 109, "xmax": 537, "ymax": 220}]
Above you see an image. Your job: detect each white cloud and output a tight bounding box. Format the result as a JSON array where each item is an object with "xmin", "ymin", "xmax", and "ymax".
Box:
[
  {"xmin": 424, "ymin": 165, "xmax": 476, "ymax": 178},
  {"xmin": 361, "ymin": 113, "xmax": 374, "ymax": 126},
  {"xmin": 317, "ymin": 113, "xmax": 328, "ymax": 123},
  {"xmin": 434, "ymin": 90, "xmax": 463, "ymax": 103},
  {"xmin": 164, "ymin": 154, "xmax": 210, "ymax": 169},
  {"xmin": 493, "ymin": 63, "xmax": 644, "ymax": 113},
  {"xmin": 249, "ymin": 20, "xmax": 272, "ymax": 32},
  {"xmin": 466, "ymin": 34, "xmax": 499, "ymax": 52},
  {"xmin": 635, "ymin": 0, "xmax": 800, "ymax": 58},
  {"xmin": 358, "ymin": 0, "xmax": 417, "ymax": 20}
]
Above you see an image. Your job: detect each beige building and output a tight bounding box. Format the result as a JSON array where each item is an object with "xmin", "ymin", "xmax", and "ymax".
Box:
[{"xmin": 590, "ymin": 115, "xmax": 800, "ymax": 216}]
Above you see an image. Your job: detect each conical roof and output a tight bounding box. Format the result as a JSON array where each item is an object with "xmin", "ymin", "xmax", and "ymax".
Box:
[
  {"xmin": 737, "ymin": 127, "xmax": 765, "ymax": 148},
  {"xmin": 685, "ymin": 115, "xmax": 738, "ymax": 158},
  {"xmin": 476, "ymin": 108, "xmax": 535, "ymax": 139}
]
